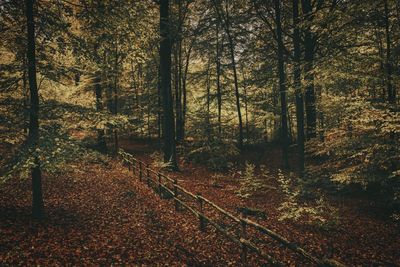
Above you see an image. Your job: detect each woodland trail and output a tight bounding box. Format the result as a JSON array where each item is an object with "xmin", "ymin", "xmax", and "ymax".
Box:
[
  {"xmin": 0, "ymin": 160, "xmax": 241, "ymax": 266},
  {"xmin": 1, "ymin": 140, "xmax": 399, "ymax": 265}
]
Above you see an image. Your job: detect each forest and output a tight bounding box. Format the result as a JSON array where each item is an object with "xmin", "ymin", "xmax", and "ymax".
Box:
[{"xmin": 0, "ymin": 0, "xmax": 399, "ymax": 266}]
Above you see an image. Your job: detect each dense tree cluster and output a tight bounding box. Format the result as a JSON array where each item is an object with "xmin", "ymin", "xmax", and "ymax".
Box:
[{"xmin": 0, "ymin": 0, "xmax": 399, "ymax": 219}]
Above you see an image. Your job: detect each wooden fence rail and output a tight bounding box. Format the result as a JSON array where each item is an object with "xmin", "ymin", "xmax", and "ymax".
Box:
[{"xmin": 118, "ymin": 149, "xmax": 344, "ymax": 267}]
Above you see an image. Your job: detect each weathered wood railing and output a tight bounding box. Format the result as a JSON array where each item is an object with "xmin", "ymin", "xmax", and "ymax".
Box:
[{"xmin": 118, "ymin": 149, "xmax": 344, "ymax": 267}]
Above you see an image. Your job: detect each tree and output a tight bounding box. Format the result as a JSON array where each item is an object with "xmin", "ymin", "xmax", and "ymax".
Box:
[
  {"xmin": 160, "ymin": 0, "xmax": 178, "ymax": 169},
  {"xmin": 274, "ymin": 0, "xmax": 289, "ymax": 169},
  {"xmin": 384, "ymin": 0, "xmax": 395, "ymax": 104},
  {"xmin": 292, "ymin": 0, "xmax": 305, "ymax": 175},
  {"xmin": 301, "ymin": 0, "xmax": 317, "ymax": 139},
  {"xmin": 25, "ymin": 0, "xmax": 44, "ymax": 219},
  {"xmin": 212, "ymin": 0, "xmax": 244, "ymax": 148}
]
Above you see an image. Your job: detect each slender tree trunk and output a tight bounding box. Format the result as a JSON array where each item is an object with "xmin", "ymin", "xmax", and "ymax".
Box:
[
  {"xmin": 375, "ymin": 28, "xmax": 386, "ymax": 100},
  {"xmin": 213, "ymin": 0, "xmax": 243, "ymax": 148},
  {"xmin": 227, "ymin": 33, "xmax": 243, "ymax": 148},
  {"xmin": 113, "ymin": 39, "xmax": 119, "ymax": 154},
  {"xmin": 95, "ymin": 74, "xmax": 107, "ymax": 152},
  {"xmin": 174, "ymin": 41, "xmax": 184, "ymax": 142},
  {"xmin": 157, "ymin": 65, "xmax": 162, "ymax": 141},
  {"xmin": 275, "ymin": 0, "xmax": 289, "ymax": 169},
  {"xmin": 242, "ymin": 67, "xmax": 249, "ymax": 141},
  {"xmin": 23, "ymin": 56, "xmax": 29, "ymax": 134},
  {"xmin": 293, "ymin": 0, "xmax": 305, "ymax": 175},
  {"xmin": 175, "ymin": 0, "xmax": 185, "ymax": 142},
  {"xmin": 146, "ymin": 70, "xmax": 151, "ymax": 140},
  {"xmin": 216, "ymin": 22, "xmax": 222, "ymax": 135},
  {"xmin": 160, "ymin": 0, "xmax": 178, "ymax": 169},
  {"xmin": 384, "ymin": 0, "xmax": 395, "ymax": 103},
  {"xmin": 206, "ymin": 55, "xmax": 212, "ymax": 140},
  {"xmin": 26, "ymin": 0, "xmax": 44, "ymax": 219},
  {"xmin": 301, "ymin": 0, "xmax": 317, "ymax": 139},
  {"xmin": 181, "ymin": 43, "xmax": 191, "ymax": 141}
]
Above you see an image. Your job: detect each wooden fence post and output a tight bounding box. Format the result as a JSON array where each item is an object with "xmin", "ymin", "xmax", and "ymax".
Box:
[
  {"xmin": 139, "ymin": 161, "xmax": 142, "ymax": 181},
  {"xmin": 173, "ymin": 178, "xmax": 180, "ymax": 211},
  {"xmin": 132, "ymin": 159, "xmax": 136, "ymax": 175},
  {"xmin": 197, "ymin": 194, "xmax": 206, "ymax": 231},
  {"xmin": 241, "ymin": 218, "xmax": 248, "ymax": 266}
]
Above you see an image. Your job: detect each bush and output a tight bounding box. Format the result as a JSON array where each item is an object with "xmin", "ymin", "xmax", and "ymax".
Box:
[
  {"xmin": 186, "ymin": 137, "xmax": 239, "ymax": 171},
  {"xmin": 308, "ymin": 95, "xmax": 400, "ymax": 219},
  {"xmin": 236, "ymin": 162, "xmax": 274, "ymax": 198},
  {"xmin": 277, "ymin": 170, "xmax": 339, "ymax": 229}
]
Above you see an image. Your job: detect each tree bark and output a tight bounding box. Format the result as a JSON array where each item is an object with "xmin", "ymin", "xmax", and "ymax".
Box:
[
  {"xmin": 384, "ymin": 0, "xmax": 395, "ymax": 103},
  {"xmin": 213, "ymin": 0, "xmax": 243, "ymax": 148},
  {"xmin": 181, "ymin": 43, "xmax": 192, "ymax": 141},
  {"xmin": 216, "ymin": 21, "xmax": 222, "ymax": 135},
  {"xmin": 95, "ymin": 73, "xmax": 107, "ymax": 152},
  {"xmin": 293, "ymin": 0, "xmax": 305, "ymax": 175},
  {"xmin": 275, "ymin": 0, "xmax": 289, "ymax": 169},
  {"xmin": 26, "ymin": 0, "xmax": 44, "ymax": 219},
  {"xmin": 301, "ymin": 0, "xmax": 317, "ymax": 139},
  {"xmin": 160, "ymin": 0, "xmax": 178, "ymax": 169},
  {"xmin": 113, "ymin": 39, "xmax": 119, "ymax": 154}
]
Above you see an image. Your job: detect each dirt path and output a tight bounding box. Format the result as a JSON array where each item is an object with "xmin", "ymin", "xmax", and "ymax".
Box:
[
  {"xmin": 0, "ymin": 160, "xmax": 242, "ymax": 266},
  {"xmin": 1, "ymin": 139, "xmax": 399, "ymax": 266}
]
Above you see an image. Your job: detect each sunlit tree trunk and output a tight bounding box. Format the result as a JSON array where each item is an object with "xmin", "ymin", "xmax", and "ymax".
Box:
[
  {"xmin": 26, "ymin": 0, "xmax": 44, "ymax": 219},
  {"xmin": 275, "ymin": 0, "xmax": 289, "ymax": 169}
]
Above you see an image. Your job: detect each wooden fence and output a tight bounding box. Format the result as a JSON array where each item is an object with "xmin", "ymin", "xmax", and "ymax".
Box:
[{"xmin": 118, "ymin": 149, "xmax": 344, "ymax": 267}]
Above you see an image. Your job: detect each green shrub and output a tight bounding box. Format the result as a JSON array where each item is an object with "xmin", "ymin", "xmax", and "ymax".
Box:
[
  {"xmin": 236, "ymin": 162, "xmax": 275, "ymax": 198},
  {"xmin": 187, "ymin": 137, "xmax": 239, "ymax": 171},
  {"xmin": 308, "ymin": 96, "xmax": 400, "ymax": 219},
  {"xmin": 277, "ymin": 170, "xmax": 339, "ymax": 229}
]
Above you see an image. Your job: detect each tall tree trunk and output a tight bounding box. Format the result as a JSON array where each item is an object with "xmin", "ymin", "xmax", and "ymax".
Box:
[
  {"xmin": 375, "ymin": 28, "xmax": 386, "ymax": 100},
  {"xmin": 26, "ymin": 0, "xmax": 44, "ymax": 219},
  {"xmin": 275, "ymin": 0, "xmax": 289, "ymax": 169},
  {"xmin": 293, "ymin": 0, "xmax": 305, "ymax": 175},
  {"xmin": 95, "ymin": 74, "xmax": 107, "ymax": 152},
  {"xmin": 206, "ymin": 54, "xmax": 212, "ymax": 140},
  {"xmin": 227, "ymin": 32, "xmax": 243, "ymax": 148},
  {"xmin": 160, "ymin": 0, "xmax": 178, "ymax": 169},
  {"xmin": 174, "ymin": 41, "xmax": 184, "ymax": 142},
  {"xmin": 301, "ymin": 0, "xmax": 317, "ymax": 139},
  {"xmin": 181, "ymin": 43, "xmax": 191, "ymax": 141},
  {"xmin": 216, "ymin": 22, "xmax": 222, "ymax": 135},
  {"xmin": 23, "ymin": 56, "xmax": 29, "ymax": 134},
  {"xmin": 242, "ymin": 66, "xmax": 249, "ymax": 140},
  {"xmin": 157, "ymin": 65, "xmax": 162, "ymax": 141},
  {"xmin": 175, "ymin": 0, "xmax": 185, "ymax": 142},
  {"xmin": 113, "ymin": 39, "xmax": 119, "ymax": 154},
  {"xmin": 384, "ymin": 0, "xmax": 395, "ymax": 103},
  {"xmin": 213, "ymin": 0, "xmax": 243, "ymax": 148},
  {"xmin": 146, "ymin": 69, "xmax": 152, "ymax": 140}
]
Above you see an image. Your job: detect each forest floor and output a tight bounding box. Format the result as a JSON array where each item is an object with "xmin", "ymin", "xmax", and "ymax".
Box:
[{"xmin": 0, "ymin": 138, "xmax": 399, "ymax": 266}]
